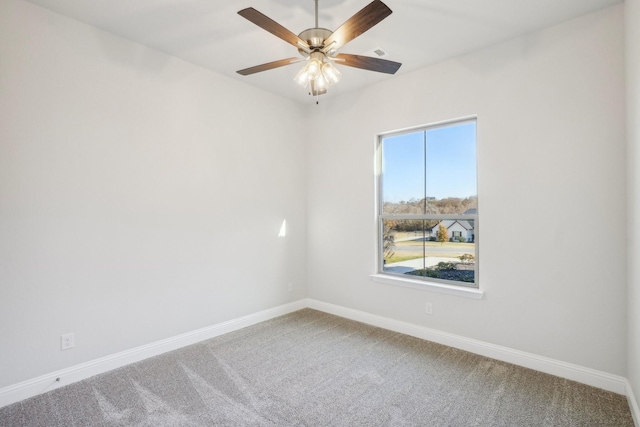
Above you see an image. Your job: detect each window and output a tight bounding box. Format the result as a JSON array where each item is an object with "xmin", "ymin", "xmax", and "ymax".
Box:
[{"xmin": 377, "ymin": 119, "xmax": 478, "ymax": 288}]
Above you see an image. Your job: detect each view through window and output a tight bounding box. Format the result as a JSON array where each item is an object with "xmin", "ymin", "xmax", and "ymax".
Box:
[{"xmin": 378, "ymin": 119, "xmax": 478, "ymax": 287}]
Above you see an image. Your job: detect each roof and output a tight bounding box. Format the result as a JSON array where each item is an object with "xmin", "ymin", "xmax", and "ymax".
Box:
[{"xmin": 439, "ymin": 219, "xmax": 474, "ymax": 231}]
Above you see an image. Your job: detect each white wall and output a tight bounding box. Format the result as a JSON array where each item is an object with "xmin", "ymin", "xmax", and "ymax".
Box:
[
  {"xmin": 626, "ymin": 0, "xmax": 640, "ymax": 413},
  {"xmin": 0, "ymin": 0, "xmax": 307, "ymax": 388},
  {"xmin": 307, "ymin": 5, "xmax": 627, "ymax": 376}
]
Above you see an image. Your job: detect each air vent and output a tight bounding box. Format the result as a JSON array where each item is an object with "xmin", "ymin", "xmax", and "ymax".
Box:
[
  {"xmin": 373, "ymin": 48, "xmax": 387, "ymax": 57},
  {"xmin": 363, "ymin": 47, "xmax": 388, "ymax": 58}
]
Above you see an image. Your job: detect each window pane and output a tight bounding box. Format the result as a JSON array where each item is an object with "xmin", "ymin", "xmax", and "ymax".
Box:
[
  {"xmin": 382, "ymin": 132, "xmax": 425, "ymax": 214},
  {"xmin": 382, "ymin": 219, "xmax": 429, "ymax": 273},
  {"xmin": 382, "ymin": 218, "xmax": 476, "ymax": 284},
  {"xmin": 425, "ymin": 122, "xmax": 477, "ymax": 215}
]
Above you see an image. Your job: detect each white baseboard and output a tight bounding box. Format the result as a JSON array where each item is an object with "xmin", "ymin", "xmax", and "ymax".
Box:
[
  {"xmin": 1, "ymin": 297, "xmax": 635, "ymax": 420},
  {"xmin": 307, "ymin": 299, "xmax": 628, "ymax": 396},
  {"xmin": 627, "ymin": 380, "xmax": 640, "ymax": 427},
  {"xmin": 0, "ymin": 300, "xmax": 307, "ymax": 409}
]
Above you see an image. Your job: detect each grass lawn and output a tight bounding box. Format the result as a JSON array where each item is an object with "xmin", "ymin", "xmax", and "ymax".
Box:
[
  {"xmin": 385, "ymin": 233, "xmax": 475, "ymax": 263},
  {"xmin": 386, "ymin": 253, "xmax": 423, "ymax": 264}
]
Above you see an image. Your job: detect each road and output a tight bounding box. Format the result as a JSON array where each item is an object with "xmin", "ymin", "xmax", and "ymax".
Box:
[{"xmin": 395, "ymin": 242, "xmax": 474, "ymax": 255}]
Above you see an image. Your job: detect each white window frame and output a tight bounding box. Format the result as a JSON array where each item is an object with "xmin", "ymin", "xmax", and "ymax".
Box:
[{"xmin": 371, "ymin": 117, "xmax": 482, "ymax": 299}]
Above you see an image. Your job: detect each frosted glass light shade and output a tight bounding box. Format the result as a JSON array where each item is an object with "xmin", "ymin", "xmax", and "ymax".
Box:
[
  {"xmin": 306, "ymin": 58, "xmax": 321, "ymax": 80},
  {"xmin": 294, "ymin": 67, "xmax": 310, "ymax": 87},
  {"xmin": 310, "ymin": 78, "xmax": 327, "ymax": 96},
  {"xmin": 322, "ymin": 62, "xmax": 341, "ymax": 85},
  {"xmin": 315, "ymin": 74, "xmax": 328, "ymax": 91}
]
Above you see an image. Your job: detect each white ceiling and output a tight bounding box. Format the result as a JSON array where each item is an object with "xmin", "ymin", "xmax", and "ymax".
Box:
[{"xmin": 25, "ymin": 0, "xmax": 622, "ymax": 104}]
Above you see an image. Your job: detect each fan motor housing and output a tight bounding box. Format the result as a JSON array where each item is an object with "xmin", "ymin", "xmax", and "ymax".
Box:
[{"xmin": 298, "ymin": 28, "xmax": 332, "ymax": 51}]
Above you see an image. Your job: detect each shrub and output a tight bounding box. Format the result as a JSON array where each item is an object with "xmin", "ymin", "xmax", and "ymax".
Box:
[
  {"xmin": 420, "ymin": 269, "xmax": 441, "ymax": 278},
  {"xmin": 435, "ymin": 261, "xmax": 458, "ymax": 270},
  {"xmin": 459, "ymin": 254, "xmax": 475, "ymax": 264}
]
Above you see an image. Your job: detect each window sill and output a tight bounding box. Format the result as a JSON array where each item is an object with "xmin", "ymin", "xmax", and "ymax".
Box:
[{"xmin": 370, "ymin": 274, "xmax": 484, "ymax": 300}]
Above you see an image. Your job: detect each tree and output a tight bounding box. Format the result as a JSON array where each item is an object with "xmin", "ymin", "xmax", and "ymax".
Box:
[
  {"xmin": 383, "ymin": 196, "xmax": 477, "ymax": 216},
  {"xmin": 383, "ymin": 222, "xmax": 396, "ymax": 262},
  {"xmin": 436, "ymin": 223, "xmax": 448, "ymax": 243}
]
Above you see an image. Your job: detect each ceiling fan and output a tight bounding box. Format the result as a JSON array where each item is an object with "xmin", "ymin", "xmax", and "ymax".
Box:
[{"xmin": 236, "ymin": 0, "xmax": 402, "ymax": 99}]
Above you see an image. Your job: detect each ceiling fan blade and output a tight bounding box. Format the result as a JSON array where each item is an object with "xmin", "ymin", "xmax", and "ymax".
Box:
[
  {"xmin": 238, "ymin": 8, "xmax": 310, "ymax": 51},
  {"xmin": 335, "ymin": 53, "xmax": 401, "ymax": 74},
  {"xmin": 323, "ymin": 0, "xmax": 392, "ymax": 51},
  {"xmin": 237, "ymin": 57, "xmax": 301, "ymax": 76}
]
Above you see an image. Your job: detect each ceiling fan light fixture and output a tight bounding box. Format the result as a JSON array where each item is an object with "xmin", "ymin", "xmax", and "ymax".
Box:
[{"xmin": 294, "ymin": 52, "xmax": 330, "ymax": 89}]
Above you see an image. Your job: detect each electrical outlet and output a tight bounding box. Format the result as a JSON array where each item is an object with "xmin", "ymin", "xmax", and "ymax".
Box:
[
  {"xmin": 61, "ymin": 333, "xmax": 75, "ymax": 350},
  {"xmin": 425, "ymin": 303, "xmax": 433, "ymax": 315}
]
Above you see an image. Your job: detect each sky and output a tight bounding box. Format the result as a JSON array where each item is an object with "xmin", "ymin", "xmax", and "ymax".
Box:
[{"xmin": 382, "ymin": 121, "xmax": 477, "ymax": 203}]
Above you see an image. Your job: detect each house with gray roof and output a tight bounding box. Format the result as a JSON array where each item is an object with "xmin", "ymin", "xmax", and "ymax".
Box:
[{"xmin": 432, "ymin": 219, "xmax": 475, "ymax": 242}]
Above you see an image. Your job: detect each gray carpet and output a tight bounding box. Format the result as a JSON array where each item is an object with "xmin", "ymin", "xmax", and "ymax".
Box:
[{"xmin": 0, "ymin": 309, "xmax": 634, "ymax": 426}]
